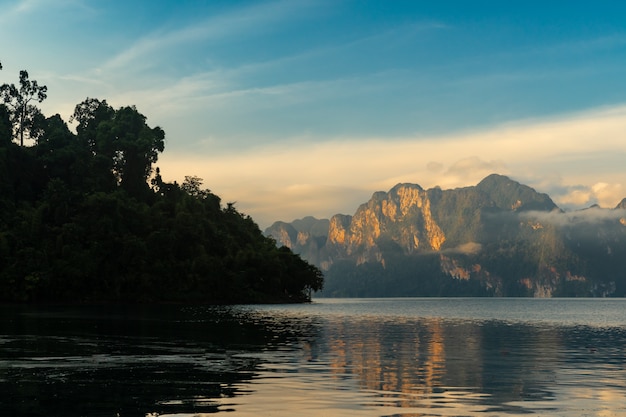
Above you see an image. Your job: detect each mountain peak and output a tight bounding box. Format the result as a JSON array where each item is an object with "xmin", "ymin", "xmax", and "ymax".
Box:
[
  {"xmin": 476, "ymin": 173, "xmax": 557, "ymax": 212},
  {"xmin": 389, "ymin": 183, "xmax": 424, "ymax": 193},
  {"xmin": 266, "ymin": 175, "xmax": 626, "ymax": 298},
  {"xmin": 477, "ymin": 173, "xmax": 514, "ymax": 185},
  {"xmin": 615, "ymin": 198, "xmax": 626, "ymax": 210}
]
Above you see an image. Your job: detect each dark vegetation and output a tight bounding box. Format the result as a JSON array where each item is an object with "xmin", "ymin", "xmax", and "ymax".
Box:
[{"xmin": 0, "ymin": 62, "xmax": 323, "ymax": 304}]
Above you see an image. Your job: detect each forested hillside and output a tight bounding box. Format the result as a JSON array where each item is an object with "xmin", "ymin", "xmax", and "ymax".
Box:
[{"xmin": 0, "ymin": 63, "xmax": 323, "ymax": 304}]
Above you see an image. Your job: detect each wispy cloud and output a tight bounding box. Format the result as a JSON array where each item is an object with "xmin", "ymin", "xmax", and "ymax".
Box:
[
  {"xmin": 444, "ymin": 157, "xmax": 507, "ymax": 184},
  {"xmin": 1, "ymin": 0, "xmax": 93, "ymax": 20},
  {"xmin": 9, "ymin": 0, "xmax": 63, "ymax": 14},
  {"xmin": 100, "ymin": 0, "xmax": 322, "ymax": 72},
  {"xmin": 443, "ymin": 242, "xmax": 482, "ymax": 255},
  {"xmin": 7, "ymin": 0, "xmax": 626, "ymax": 230},
  {"xmin": 527, "ymin": 33, "xmax": 626, "ymax": 57},
  {"xmin": 94, "ymin": 12, "xmax": 448, "ymax": 110},
  {"xmin": 520, "ymin": 207, "xmax": 626, "ymax": 228}
]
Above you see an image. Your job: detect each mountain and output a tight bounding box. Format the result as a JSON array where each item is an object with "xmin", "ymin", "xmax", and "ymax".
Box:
[
  {"xmin": 265, "ymin": 174, "xmax": 626, "ymax": 297},
  {"xmin": 265, "ymin": 216, "xmax": 330, "ymax": 267}
]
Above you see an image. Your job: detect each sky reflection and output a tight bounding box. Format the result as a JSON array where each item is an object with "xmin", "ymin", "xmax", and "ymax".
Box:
[
  {"xmin": 227, "ymin": 299, "xmax": 626, "ymax": 416},
  {"xmin": 2, "ymin": 301, "xmax": 626, "ymax": 416}
]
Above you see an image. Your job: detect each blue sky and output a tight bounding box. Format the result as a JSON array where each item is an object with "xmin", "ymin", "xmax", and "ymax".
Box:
[{"xmin": 2, "ymin": 0, "xmax": 626, "ymax": 227}]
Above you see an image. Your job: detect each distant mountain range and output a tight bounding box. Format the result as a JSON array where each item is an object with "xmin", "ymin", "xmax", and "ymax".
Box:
[{"xmin": 265, "ymin": 174, "xmax": 626, "ymax": 297}]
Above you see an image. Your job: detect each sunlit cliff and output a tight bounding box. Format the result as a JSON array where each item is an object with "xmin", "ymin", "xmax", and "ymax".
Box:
[{"xmin": 266, "ymin": 174, "xmax": 626, "ymax": 297}]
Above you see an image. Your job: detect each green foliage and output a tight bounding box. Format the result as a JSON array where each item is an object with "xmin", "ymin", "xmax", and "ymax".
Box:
[{"xmin": 0, "ymin": 68, "xmax": 323, "ymax": 304}]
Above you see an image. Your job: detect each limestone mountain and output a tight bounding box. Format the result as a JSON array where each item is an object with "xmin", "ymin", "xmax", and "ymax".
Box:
[
  {"xmin": 265, "ymin": 174, "xmax": 626, "ymax": 297},
  {"xmin": 265, "ymin": 216, "xmax": 329, "ymax": 267},
  {"xmin": 615, "ymin": 198, "xmax": 626, "ymax": 210}
]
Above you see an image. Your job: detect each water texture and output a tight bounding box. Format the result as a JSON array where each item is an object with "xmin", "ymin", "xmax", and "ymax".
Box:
[{"xmin": 1, "ymin": 298, "xmax": 626, "ymax": 416}]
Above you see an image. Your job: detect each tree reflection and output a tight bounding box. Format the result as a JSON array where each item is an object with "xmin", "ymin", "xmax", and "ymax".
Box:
[
  {"xmin": 3, "ymin": 303, "xmax": 626, "ymax": 416},
  {"xmin": 0, "ymin": 305, "xmax": 310, "ymax": 417}
]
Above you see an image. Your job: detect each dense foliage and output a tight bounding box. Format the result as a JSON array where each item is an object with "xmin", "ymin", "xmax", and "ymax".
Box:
[{"xmin": 0, "ymin": 64, "xmax": 323, "ymax": 304}]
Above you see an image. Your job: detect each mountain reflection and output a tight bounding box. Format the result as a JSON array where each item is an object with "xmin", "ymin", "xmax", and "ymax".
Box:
[
  {"xmin": 273, "ymin": 311, "xmax": 622, "ymax": 415},
  {"xmin": 314, "ymin": 318, "xmax": 486, "ymax": 410},
  {"xmin": 3, "ymin": 301, "xmax": 626, "ymax": 417},
  {"xmin": 321, "ymin": 319, "xmax": 452, "ymax": 399}
]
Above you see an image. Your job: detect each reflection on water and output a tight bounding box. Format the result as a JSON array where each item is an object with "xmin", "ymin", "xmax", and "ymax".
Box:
[
  {"xmin": 1, "ymin": 299, "xmax": 626, "ymax": 416},
  {"xmin": 0, "ymin": 305, "xmax": 273, "ymax": 416}
]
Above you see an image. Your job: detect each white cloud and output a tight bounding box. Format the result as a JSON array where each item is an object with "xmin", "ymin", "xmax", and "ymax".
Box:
[
  {"xmin": 6, "ymin": 1, "xmax": 626, "ymax": 229},
  {"xmin": 443, "ymin": 242, "xmax": 482, "ymax": 255},
  {"xmin": 591, "ymin": 182, "xmax": 623, "ymax": 208},
  {"xmin": 155, "ymin": 104, "xmax": 626, "ymax": 227},
  {"xmin": 520, "ymin": 207, "xmax": 626, "ymax": 228},
  {"xmin": 558, "ymin": 189, "xmax": 593, "ymax": 206}
]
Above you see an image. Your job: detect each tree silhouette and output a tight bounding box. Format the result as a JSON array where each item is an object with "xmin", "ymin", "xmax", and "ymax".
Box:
[
  {"xmin": 0, "ymin": 67, "xmax": 47, "ymax": 146},
  {"xmin": 71, "ymin": 99, "xmax": 165, "ymax": 197},
  {"xmin": 0, "ymin": 62, "xmax": 325, "ymax": 304}
]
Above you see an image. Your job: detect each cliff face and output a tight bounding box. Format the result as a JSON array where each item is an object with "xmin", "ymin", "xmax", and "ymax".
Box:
[
  {"xmin": 265, "ymin": 174, "xmax": 626, "ymax": 297},
  {"xmin": 326, "ymin": 184, "xmax": 445, "ymax": 263},
  {"xmin": 265, "ymin": 216, "xmax": 330, "ymax": 267},
  {"xmin": 615, "ymin": 198, "xmax": 626, "ymax": 210},
  {"xmin": 266, "ymin": 221, "xmax": 298, "ymax": 248}
]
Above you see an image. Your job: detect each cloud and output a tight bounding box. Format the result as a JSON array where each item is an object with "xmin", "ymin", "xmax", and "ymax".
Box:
[
  {"xmin": 558, "ymin": 188, "xmax": 593, "ymax": 206},
  {"xmin": 520, "ymin": 207, "xmax": 626, "ymax": 228},
  {"xmin": 426, "ymin": 161, "xmax": 443, "ymax": 173},
  {"xmin": 237, "ymin": 184, "xmax": 371, "ymax": 224},
  {"xmin": 101, "ymin": 0, "xmax": 321, "ymax": 72},
  {"xmin": 0, "ymin": 0, "xmax": 93, "ymax": 26},
  {"xmin": 9, "ymin": 0, "xmax": 58, "ymax": 14},
  {"xmin": 542, "ymin": 181, "xmax": 624, "ymax": 210},
  {"xmin": 527, "ymin": 33, "xmax": 626, "ymax": 57},
  {"xmin": 444, "ymin": 156, "xmax": 507, "ymax": 182},
  {"xmin": 155, "ymin": 103, "xmax": 626, "ymax": 227},
  {"xmin": 443, "ymin": 242, "xmax": 482, "ymax": 255},
  {"xmin": 68, "ymin": 7, "xmax": 449, "ymax": 138},
  {"xmin": 591, "ymin": 182, "xmax": 623, "ymax": 207}
]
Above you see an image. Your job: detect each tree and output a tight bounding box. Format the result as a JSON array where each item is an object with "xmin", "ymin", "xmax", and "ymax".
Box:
[
  {"xmin": 70, "ymin": 98, "xmax": 115, "ymax": 147},
  {"xmin": 0, "ymin": 62, "xmax": 12, "ymax": 144},
  {"xmin": 0, "ymin": 72, "xmax": 325, "ymax": 303},
  {"xmin": 0, "ymin": 68, "xmax": 47, "ymax": 146},
  {"xmin": 108, "ymin": 106, "xmax": 165, "ymax": 197},
  {"xmin": 181, "ymin": 175, "xmax": 212, "ymax": 199},
  {"xmin": 36, "ymin": 114, "xmax": 92, "ymax": 190},
  {"xmin": 71, "ymin": 99, "xmax": 165, "ymax": 197},
  {"xmin": 0, "ymin": 105, "xmax": 11, "ymax": 145}
]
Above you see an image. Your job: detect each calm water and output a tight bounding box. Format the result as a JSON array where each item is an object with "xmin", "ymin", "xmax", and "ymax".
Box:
[{"xmin": 1, "ymin": 298, "xmax": 626, "ymax": 417}]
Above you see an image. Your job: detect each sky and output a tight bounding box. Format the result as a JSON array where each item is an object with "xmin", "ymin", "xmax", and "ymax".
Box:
[{"xmin": 2, "ymin": 0, "xmax": 626, "ymax": 228}]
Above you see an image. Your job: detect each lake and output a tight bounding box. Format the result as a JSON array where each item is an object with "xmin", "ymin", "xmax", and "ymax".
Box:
[{"xmin": 1, "ymin": 298, "xmax": 626, "ymax": 416}]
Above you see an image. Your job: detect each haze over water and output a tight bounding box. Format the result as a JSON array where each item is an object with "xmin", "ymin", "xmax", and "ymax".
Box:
[{"xmin": 2, "ymin": 298, "xmax": 626, "ymax": 416}]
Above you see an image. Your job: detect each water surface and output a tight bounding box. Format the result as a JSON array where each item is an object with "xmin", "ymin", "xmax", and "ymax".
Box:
[{"xmin": 1, "ymin": 298, "xmax": 626, "ymax": 416}]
